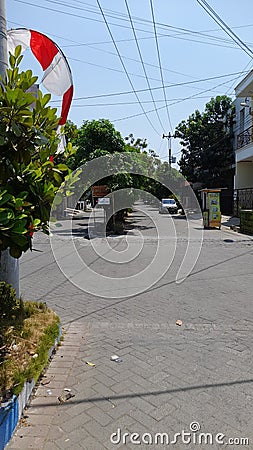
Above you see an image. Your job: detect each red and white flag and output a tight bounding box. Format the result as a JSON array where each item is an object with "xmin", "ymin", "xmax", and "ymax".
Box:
[{"xmin": 7, "ymin": 28, "xmax": 73, "ymax": 125}]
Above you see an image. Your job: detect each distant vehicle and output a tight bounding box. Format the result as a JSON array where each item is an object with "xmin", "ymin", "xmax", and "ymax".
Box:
[{"xmin": 159, "ymin": 198, "xmax": 178, "ymax": 214}]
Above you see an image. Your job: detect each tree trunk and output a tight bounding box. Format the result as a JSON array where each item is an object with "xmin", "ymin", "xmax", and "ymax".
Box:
[{"xmin": 0, "ymin": 250, "xmax": 20, "ymax": 297}]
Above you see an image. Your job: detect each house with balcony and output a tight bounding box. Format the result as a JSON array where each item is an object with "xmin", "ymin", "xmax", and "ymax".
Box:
[{"xmin": 233, "ymin": 70, "xmax": 253, "ymax": 215}]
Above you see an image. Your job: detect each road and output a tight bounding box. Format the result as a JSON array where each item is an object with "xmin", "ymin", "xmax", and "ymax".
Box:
[{"xmin": 8, "ymin": 203, "xmax": 253, "ymax": 449}]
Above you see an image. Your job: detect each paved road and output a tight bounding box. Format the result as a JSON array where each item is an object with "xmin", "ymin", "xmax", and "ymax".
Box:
[{"xmin": 7, "ymin": 204, "xmax": 253, "ymax": 449}]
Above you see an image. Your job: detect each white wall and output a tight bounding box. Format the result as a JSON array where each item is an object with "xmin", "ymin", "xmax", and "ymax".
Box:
[{"xmin": 235, "ymin": 161, "xmax": 253, "ymax": 189}]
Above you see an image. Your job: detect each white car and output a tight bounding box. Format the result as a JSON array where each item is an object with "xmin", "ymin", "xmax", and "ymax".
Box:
[{"xmin": 159, "ymin": 198, "xmax": 178, "ymax": 214}]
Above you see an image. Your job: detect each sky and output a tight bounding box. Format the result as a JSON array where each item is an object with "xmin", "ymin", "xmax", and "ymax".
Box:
[{"xmin": 7, "ymin": 0, "xmax": 253, "ymax": 165}]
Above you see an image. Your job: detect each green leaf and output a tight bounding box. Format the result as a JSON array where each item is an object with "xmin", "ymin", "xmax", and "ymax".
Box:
[
  {"xmin": 14, "ymin": 45, "xmax": 22, "ymax": 58},
  {"xmin": 56, "ymin": 164, "xmax": 69, "ymax": 171},
  {"xmin": 11, "ymin": 120, "xmax": 22, "ymax": 137},
  {"xmin": 53, "ymin": 171, "xmax": 63, "ymax": 184},
  {"xmin": 9, "ymin": 53, "xmax": 16, "ymax": 69},
  {"xmin": 0, "ymin": 192, "xmax": 12, "ymax": 206},
  {"xmin": 11, "ymin": 218, "xmax": 27, "ymax": 233},
  {"xmin": 0, "ymin": 208, "xmax": 15, "ymax": 224},
  {"xmin": 10, "ymin": 234, "xmax": 28, "ymax": 247},
  {"xmin": 33, "ymin": 219, "xmax": 41, "ymax": 227}
]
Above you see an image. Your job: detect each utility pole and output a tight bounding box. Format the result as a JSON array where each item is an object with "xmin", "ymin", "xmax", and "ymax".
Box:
[
  {"xmin": 162, "ymin": 132, "xmax": 173, "ymax": 166},
  {"xmin": 0, "ymin": 0, "xmax": 7, "ymax": 80},
  {"xmin": 0, "ymin": 0, "xmax": 20, "ymax": 296}
]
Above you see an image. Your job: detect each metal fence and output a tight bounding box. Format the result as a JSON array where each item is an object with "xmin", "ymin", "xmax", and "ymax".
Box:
[{"xmin": 234, "ymin": 187, "xmax": 253, "ymax": 216}]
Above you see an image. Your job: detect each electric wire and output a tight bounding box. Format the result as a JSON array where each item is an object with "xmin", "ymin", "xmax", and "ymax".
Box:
[
  {"xmin": 29, "ymin": 0, "xmax": 253, "ymax": 52},
  {"xmin": 68, "ymin": 70, "xmax": 251, "ymax": 102},
  {"xmin": 196, "ymin": 0, "xmax": 253, "ymax": 59},
  {"xmin": 149, "ymin": 0, "xmax": 173, "ymax": 132},
  {"xmin": 9, "ymin": 17, "xmax": 231, "ymax": 93},
  {"xmin": 8, "ymin": 17, "xmax": 242, "ymax": 105},
  {"xmin": 67, "ymin": 96, "xmax": 229, "ymax": 108},
  {"xmin": 96, "ymin": 0, "xmax": 160, "ymax": 136},
  {"xmin": 9, "ymin": 19, "xmax": 217, "ymax": 91},
  {"xmin": 67, "ymin": 55, "xmax": 172, "ymax": 85},
  {"xmin": 13, "ymin": 0, "xmax": 251, "ymax": 54},
  {"xmin": 110, "ymin": 74, "xmax": 243, "ymax": 123},
  {"xmin": 225, "ymin": 59, "xmax": 253, "ymax": 95},
  {"xmin": 124, "ymin": 0, "xmax": 165, "ymax": 133}
]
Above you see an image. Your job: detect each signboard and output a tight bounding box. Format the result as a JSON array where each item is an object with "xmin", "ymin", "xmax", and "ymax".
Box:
[
  {"xmin": 207, "ymin": 192, "xmax": 220, "ymax": 210},
  {"xmin": 92, "ymin": 185, "xmax": 109, "ymax": 197},
  {"xmin": 97, "ymin": 197, "xmax": 110, "ymax": 205},
  {"xmin": 207, "ymin": 192, "xmax": 221, "ymax": 228}
]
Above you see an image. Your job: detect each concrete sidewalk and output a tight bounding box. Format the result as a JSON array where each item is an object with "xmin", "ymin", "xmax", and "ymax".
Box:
[{"xmin": 221, "ymin": 215, "xmax": 240, "ymax": 232}]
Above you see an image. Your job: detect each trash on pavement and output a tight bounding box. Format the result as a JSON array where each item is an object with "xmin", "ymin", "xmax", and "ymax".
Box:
[
  {"xmin": 46, "ymin": 389, "xmax": 52, "ymax": 396},
  {"xmin": 58, "ymin": 392, "xmax": 75, "ymax": 403},
  {"xmin": 111, "ymin": 355, "xmax": 123, "ymax": 363},
  {"xmin": 176, "ymin": 320, "xmax": 183, "ymax": 326},
  {"xmin": 41, "ymin": 375, "xmax": 54, "ymax": 385},
  {"xmin": 85, "ymin": 361, "xmax": 96, "ymax": 367}
]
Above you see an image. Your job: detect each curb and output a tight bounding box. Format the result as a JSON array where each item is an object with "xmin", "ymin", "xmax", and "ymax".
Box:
[{"xmin": 0, "ymin": 325, "xmax": 62, "ymax": 450}]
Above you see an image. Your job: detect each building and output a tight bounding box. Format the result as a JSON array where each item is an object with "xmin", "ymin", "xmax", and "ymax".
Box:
[{"xmin": 233, "ymin": 70, "xmax": 253, "ymax": 215}]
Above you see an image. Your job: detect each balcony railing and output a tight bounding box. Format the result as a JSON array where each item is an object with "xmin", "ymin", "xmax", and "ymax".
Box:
[{"xmin": 237, "ymin": 126, "xmax": 253, "ymax": 149}]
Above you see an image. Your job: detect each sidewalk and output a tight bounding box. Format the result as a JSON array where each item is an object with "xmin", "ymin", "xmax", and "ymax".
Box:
[{"xmin": 221, "ymin": 215, "xmax": 240, "ymax": 232}]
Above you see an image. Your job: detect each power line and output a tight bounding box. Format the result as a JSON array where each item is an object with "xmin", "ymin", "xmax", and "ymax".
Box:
[
  {"xmin": 96, "ymin": 0, "xmax": 160, "ymax": 136},
  {"xmin": 225, "ymin": 60, "xmax": 253, "ymax": 95},
  {"xmin": 110, "ymin": 74, "xmax": 243, "ymax": 123},
  {"xmin": 10, "ymin": 2, "xmax": 253, "ymax": 94},
  {"xmin": 124, "ymin": 0, "xmax": 165, "ymax": 133},
  {"xmin": 9, "ymin": 18, "xmax": 235, "ymax": 93},
  {"xmin": 65, "ymin": 69, "xmax": 251, "ymax": 102},
  {"xmin": 8, "ymin": 19, "xmax": 218, "ymax": 92},
  {"xmin": 149, "ymin": 0, "xmax": 173, "ymax": 132},
  {"xmin": 66, "ymin": 96, "xmax": 227, "ymax": 108},
  {"xmin": 8, "ymin": 17, "xmax": 240, "ymax": 102},
  {"xmin": 13, "ymin": 0, "xmax": 250, "ymax": 54},
  {"xmin": 196, "ymin": 0, "xmax": 253, "ymax": 59},
  {"xmin": 67, "ymin": 55, "xmax": 172, "ymax": 84},
  {"xmin": 49, "ymin": 0, "xmax": 253, "ymax": 52}
]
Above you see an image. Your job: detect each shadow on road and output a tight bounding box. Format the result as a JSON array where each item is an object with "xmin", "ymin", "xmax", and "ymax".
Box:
[{"xmin": 31, "ymin": 377, "xmax": 253, "ymax": 408}]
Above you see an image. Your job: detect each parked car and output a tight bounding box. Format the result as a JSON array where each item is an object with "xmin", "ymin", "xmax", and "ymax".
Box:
[{"xmin": 159, "ymin": 198, "xmax": 178, "ymax": 214}]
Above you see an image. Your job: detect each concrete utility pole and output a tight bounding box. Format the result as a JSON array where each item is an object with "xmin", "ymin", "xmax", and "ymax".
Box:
[
  {"xmin": 162, "ymin": 132, "xmax": 173, "ymax": 166},
  {"xmin": 0, "ymin": 0, "xmax": 7, "ymax": 80},
  {"xmin": 0, "ymin": 0, "xmax": 20, "ymax": 296}
]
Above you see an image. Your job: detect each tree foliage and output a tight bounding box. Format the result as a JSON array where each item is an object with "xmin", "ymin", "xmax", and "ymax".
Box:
[
  {"xmin": 175, "ymin": 95, "xmax": 235, "ymax": 187},
  {"xmin": 71, "ymin": 119, "xmax": 125, "ymax": 168},
  {"xmin": 0, "ymin": 46, "xmax": 77, "ymax": 258}
]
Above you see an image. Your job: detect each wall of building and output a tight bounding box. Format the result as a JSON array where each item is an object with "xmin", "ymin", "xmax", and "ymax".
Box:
[{"xmin": 234, "ymin": 161, "xmax": 253, "ymax": 189}]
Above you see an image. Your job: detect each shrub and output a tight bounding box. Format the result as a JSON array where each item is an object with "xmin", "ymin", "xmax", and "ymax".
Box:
[{"xmin": 0, "ymin": 281, "xmax": 24, "ymax": 326}]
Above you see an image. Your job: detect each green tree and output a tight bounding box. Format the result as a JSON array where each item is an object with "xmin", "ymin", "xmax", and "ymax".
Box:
[
  {"xmin": 71, "ymin": 119, "xmax": 125, "ymax": 168},
  {"xmin": 0, "ymin": 46, "xmax": 77, "ymax": 259},
  {"xmin": 125, "ymin": 133, "xmax": 148, "ymax": 153},
  {"xmin": 175, "ymin": 95, "xmax": 235, "ymax": 187}
]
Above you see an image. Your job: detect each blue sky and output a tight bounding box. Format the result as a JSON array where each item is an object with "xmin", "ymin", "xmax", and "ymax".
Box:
[{"xmin": 8, "ymin": 0, "xmax": 253, "ymax": 163}]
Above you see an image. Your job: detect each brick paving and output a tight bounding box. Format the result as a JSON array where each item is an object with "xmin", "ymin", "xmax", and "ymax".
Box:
[{"xmin": 7, "ymin": 209, "xmax": 253, "ymax": 449}]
